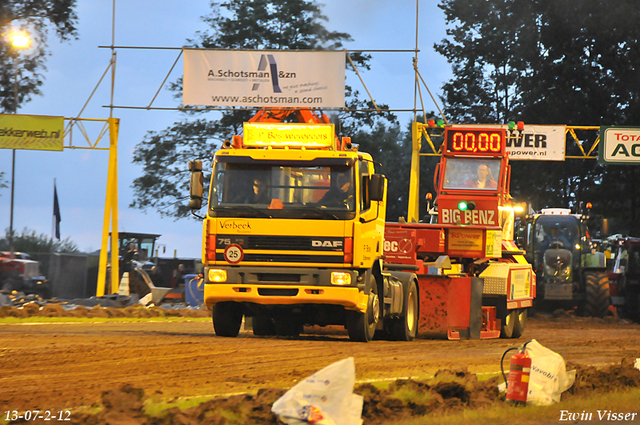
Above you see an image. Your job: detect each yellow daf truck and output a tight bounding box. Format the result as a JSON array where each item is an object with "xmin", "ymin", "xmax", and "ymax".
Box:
[{"xmin": 188, "ymin": 121, "xmax": 419, "ymax": 342}]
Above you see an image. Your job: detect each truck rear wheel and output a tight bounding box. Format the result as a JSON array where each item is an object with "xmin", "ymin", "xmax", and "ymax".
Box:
[
  {"xmin": 213, "ymin": 302, "xmax": 243, "ymax": 337},
  {"xmin": 583, "ymin": 272, "xmax": 610, "ymax": 318},
  {"xmin": 347, "ymin": 275, "xmax": 379, "ymax": 342},
  {"xmin": 391, "ymin": 279, "xmax": 418, "ymax": 341}
]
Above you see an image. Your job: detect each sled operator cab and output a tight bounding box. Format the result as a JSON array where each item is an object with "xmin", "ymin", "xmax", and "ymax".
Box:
[{"xmin": 434, "ymin": 126, "xmax": 516, "ymax": 239}]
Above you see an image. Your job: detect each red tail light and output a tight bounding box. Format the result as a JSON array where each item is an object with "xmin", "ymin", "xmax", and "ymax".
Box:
[{"xmin": 344, "ymin": 238, "xmax": 353, "ymax": 263}]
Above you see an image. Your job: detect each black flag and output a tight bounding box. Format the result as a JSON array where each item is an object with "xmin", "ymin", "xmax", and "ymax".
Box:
[{"xmin": 53, "ymin": 183, "xmax": 61, "ymax": 240}]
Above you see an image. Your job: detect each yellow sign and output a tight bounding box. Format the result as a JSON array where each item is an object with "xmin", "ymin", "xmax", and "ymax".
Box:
[
  {"xmin": 510, "ymin": 268, "xmax": 531, "ymax": 299},
  {"xmin": 485, "ymin": 230, "xmax": 503, "ymax": 258},
  {"xmin": 243, "ymin": 123, "xmax": 334, "ymax": 148},
  {"xmin": 0, "ymin": 114, "xmax": 64, "ymax": 151}
]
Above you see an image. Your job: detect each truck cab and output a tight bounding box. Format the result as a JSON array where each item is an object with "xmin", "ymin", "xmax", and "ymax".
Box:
[{"xmin": 189, "ymin": 122, "xmax": 408, "ymax": 342}]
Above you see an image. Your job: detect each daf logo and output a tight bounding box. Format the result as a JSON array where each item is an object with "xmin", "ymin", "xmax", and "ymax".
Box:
[{"xmin": 312, "ymin": 240, "xmax": 343, "ymax": 248}]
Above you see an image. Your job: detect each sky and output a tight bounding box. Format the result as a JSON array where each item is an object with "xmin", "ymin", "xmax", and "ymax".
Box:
[{"xmin": 0, "ymin": 0, "xmax": 452, "ymax": 258}]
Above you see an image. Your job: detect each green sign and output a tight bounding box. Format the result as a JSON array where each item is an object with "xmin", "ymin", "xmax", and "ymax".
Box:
[
  {"xmin": 0, "ymin": 114, "xmax": 64, "ymax": 151},
  {"xmin": 599, "ymin": 126, "xmax": 640, "ymax": 164}
]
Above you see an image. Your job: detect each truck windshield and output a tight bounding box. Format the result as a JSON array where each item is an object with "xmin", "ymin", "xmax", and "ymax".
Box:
[
  {"xmin": 209, "ymin": 161, "xmax": 356, "ymax": 219},
  {"xmin": 442, "ymin": 158, "xmax": 501, "ymax": 191}
]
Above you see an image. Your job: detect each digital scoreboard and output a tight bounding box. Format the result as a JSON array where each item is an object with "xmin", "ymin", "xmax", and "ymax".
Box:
[{"xmin": 444, "ymin": 127, "xmax": 506, "ymax": 155}]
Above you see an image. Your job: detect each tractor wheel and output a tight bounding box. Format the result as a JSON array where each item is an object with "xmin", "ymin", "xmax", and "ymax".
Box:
[
  {"xmin": 346, "ymin": 274, "xmax": 379, "ymax": 342},
  {"xmin": 252, "ymin": 315, "xmax": 276, "ymax": 336},
  {"xmin": 212, "ymin": 302, "xmax": 243, "ymax": 337},
  {"xmin": 583, "ymin": 272, "xmax": 611, "ymax": 318},
  {"xmin": 391, "ymin": 279, "xmax": 419, "ymax": 341}
]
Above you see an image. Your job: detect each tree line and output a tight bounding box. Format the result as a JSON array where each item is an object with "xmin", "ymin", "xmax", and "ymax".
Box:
[{"xmin": 2, "ymin": 0, "xmax": 639, "ymax": 236}]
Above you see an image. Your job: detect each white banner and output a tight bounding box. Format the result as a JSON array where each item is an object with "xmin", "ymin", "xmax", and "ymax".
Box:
[
  {"xmin": 183, "ymin": 50, "xmax": 345, "ymax": 108},
  {"xmin": 454, "ymin": 124, "xmax": 566, "ymax": 161},
  {"xmin": 506, "ymin": 125, "xmax": 566, "ymax": 161}
]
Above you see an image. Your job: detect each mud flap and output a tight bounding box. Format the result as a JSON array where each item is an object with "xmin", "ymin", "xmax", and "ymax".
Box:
[
  {"xmin": 446, "ymin": 277, "xmax": 483, "ymax": 340},
  {"xmin": 469, "ymin": 277, "xmax": 484, "ymax": 339}
]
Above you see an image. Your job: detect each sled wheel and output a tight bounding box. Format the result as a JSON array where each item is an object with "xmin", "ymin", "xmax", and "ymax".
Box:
[
  {"xmin": 583, "ymin": 272, "xmax": 610, "ymax": 318},
  {"xmin": 498, "ymin": 305, "xmax": 517, "ymax": 339},
  {"xmin": 212, "ymin": 302, "xmax": 243, "ymax": 337},
  {"xmin": 391, "ymin": 279, "xmax": 419, "ymax": 341},
  {"xmin": 511, "ymin": 308, "xmax": 528, "ymax": 339},
  {"xmin": 347, "ymin": 274, "xmax": 379, "ymax": 342}
]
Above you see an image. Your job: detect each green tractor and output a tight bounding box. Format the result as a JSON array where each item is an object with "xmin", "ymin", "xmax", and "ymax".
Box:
[{"xmin": 517, "ymin": 208, "xmax": 610, "ymax": 317}]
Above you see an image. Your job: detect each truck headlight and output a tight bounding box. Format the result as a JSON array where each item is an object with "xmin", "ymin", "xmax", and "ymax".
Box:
[
  {"xmin": 331, "ymin": 272, "xmax": 351, "ymax": 285},
  {"xmin": 208, "ymin": 269, "xmax": 227, "ymax": 283}
]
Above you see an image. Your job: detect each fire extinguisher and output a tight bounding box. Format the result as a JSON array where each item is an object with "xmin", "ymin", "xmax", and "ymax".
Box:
[{"xmin": 501, "ymin": 341, "xmax": 532, "ymax": 406}]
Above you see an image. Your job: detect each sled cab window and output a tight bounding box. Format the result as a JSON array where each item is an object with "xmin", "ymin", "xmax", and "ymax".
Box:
[{"xmin": 442, "ymin": 158, "xmax": 501, "ymax": 191}]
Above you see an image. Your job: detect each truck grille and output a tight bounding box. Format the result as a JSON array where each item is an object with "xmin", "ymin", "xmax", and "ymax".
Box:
[
  {"xmin": 248, "ymin": 236, "xmax": 311, "ymax": 250},
  {"xmin": 257, "ymin": 288, "xmax": 299, "ymax": 296},
  {"xmin": 215, "ymin": 253, "xmax": 344, "ymax": 263}
]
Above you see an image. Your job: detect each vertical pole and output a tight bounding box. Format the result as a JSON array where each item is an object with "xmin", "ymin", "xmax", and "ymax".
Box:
[
  {"xmin": 96, "ymin": 118, "xmax": 119, "ymax": 296},
  {"xmin": 9, "ymin": 55, "xmax": 18, "ymax": 257},
  {"xmin": 413, "ymin": 0, "xmax": 419, "ymax": 123},
  {"xmin": 96, "ymin": 144, "xmax": 113, "ymax": 296},
  {"xmin": 51, "ymin": 178, "xmax": 55, "ymax": 241},
  {"xmin": 96, "ymin": 0, "xmax": 120, "ymax": 297},
  {"xmin": 108, "ymin": 0, "xmax": 119, "ymax": 295},
  {"xmin": 9, "ymin": 150, "xmax": 15, "ymax": 257},
  {"xmin": 407, "ymin": 122, "xmax": 422, "ymax": 223},
  {"xmin": 109, "ymin": 117, "xmax": 119, "ymax": 294}
]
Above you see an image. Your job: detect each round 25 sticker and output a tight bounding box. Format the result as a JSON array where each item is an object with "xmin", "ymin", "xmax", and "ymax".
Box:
[{"xmin": 224, "ymin": 244, "xmax": 244, "ymax": 264}]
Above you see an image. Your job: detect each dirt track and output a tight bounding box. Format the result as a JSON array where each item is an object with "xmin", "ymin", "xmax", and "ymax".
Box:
[{"xmin": 1, "ymin": 312, "xmax": 640, "ymax": 415}]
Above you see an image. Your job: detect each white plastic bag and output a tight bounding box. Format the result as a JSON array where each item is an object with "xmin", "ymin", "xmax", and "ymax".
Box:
[
  {"xmin": 525, "ymin": 339, "xmax": 576, "ymax": 405},
  {"xmin": 272, "ymin": 357, "xmax": 363, "ymax": 425}
]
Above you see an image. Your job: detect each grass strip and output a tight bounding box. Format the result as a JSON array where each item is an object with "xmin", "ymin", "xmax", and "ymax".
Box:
[{"xmin": 395, "ymin": 388, "xmax": 640, "ymax": 425}]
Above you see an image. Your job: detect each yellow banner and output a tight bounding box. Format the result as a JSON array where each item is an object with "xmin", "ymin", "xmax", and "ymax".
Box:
[
  {"xmin": 0, "ymin": 114, "xmax": 64, "ymax": 151},
  {"xmin": 243, "ymin": 123, "xmax": 334, "ymax": 148}
]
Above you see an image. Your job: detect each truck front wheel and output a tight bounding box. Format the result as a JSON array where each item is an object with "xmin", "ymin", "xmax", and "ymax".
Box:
[
  {"xmin": 346, "ymin": 275, "xmax": 379, "ymax": 342},
  {"xmin": 213, "ymin": 302, "xmax": 243, "ymax": 337}
]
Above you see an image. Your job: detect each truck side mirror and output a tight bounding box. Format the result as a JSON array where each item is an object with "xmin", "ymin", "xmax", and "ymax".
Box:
[
  {"xmin": 189, "ymin": 160, "xmax": 204, "ymax": 210},
  {"xmin": 369, "ymin": 174, "xmax": 385, "ymax": 202}
]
